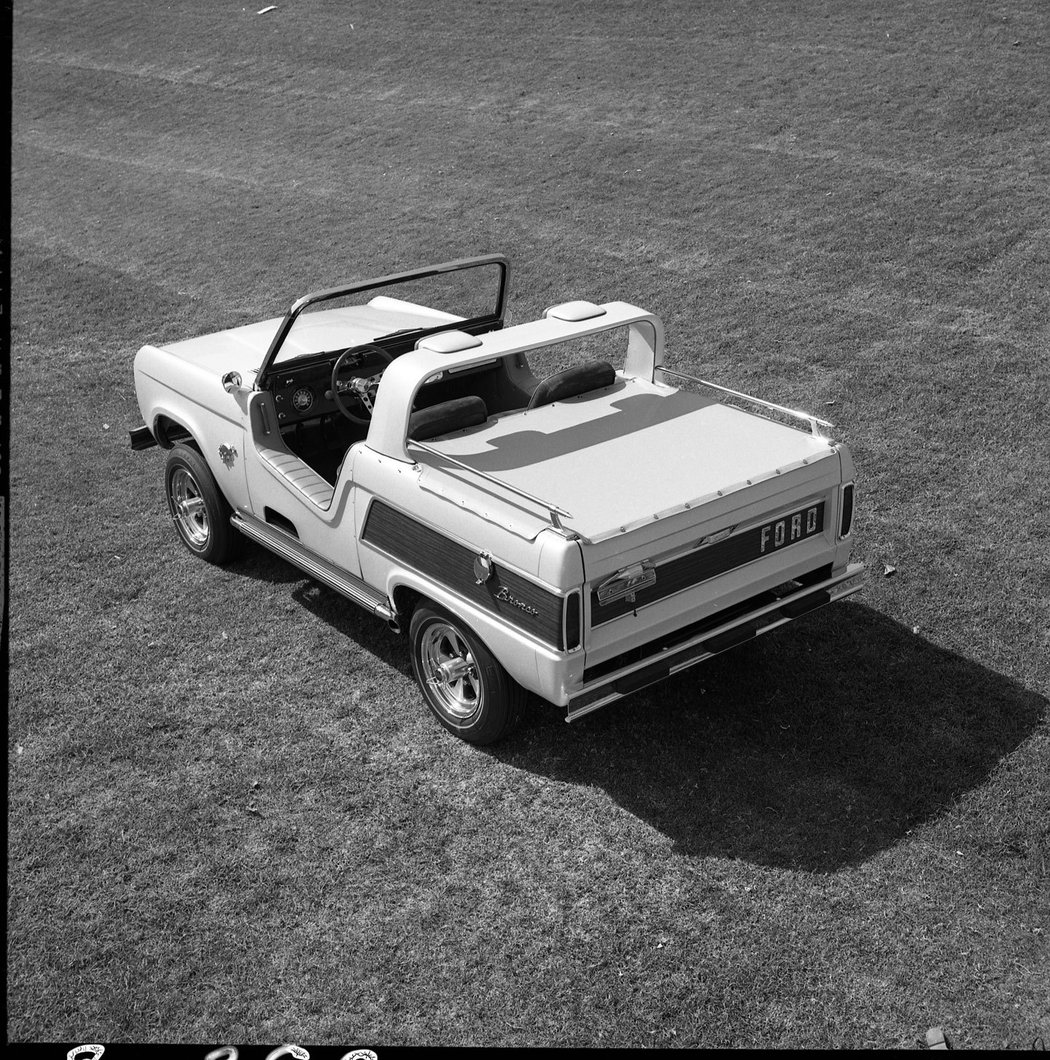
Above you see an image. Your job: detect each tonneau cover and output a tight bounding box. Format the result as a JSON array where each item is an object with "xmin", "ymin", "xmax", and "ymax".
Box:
[{"xmin": 419, "ymin": 376, "xmax": 838, "ymax": 543}]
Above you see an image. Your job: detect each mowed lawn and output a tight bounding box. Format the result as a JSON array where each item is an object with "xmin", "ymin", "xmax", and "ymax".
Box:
[{"xmin": 8, "ymin": 0, "xmax": 1049, "ymax": 1048}]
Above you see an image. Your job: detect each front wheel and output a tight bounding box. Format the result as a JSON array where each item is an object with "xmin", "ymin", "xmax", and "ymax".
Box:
[
  {"xmin": 164, "ymin": 443, "xmax": 240, "ymax": 565},
  {"xmin": 409, "ymin": 605, "xmax": 526, "ymax": 745}
]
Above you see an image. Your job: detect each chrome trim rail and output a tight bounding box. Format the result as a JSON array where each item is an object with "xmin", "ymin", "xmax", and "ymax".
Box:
[
  {"xmin": 231, "ymin": 511, "xmax": 395, "ymax": 620},
  {"xmin": 566, "ymin": 562, "xmax": 865, "ymax": 721},
  {"xmin": 656, "ymin": 367, "xmax": 834, "ymax": 438},
  {"xmin": 410, "ymin": 440, "xmax": 574, "ymax": 530}
]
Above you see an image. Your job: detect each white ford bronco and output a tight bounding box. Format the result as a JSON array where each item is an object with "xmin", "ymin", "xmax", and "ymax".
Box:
[{"xmin": 131, "ymin": 255, "xmax": 864, "ymax": 743}]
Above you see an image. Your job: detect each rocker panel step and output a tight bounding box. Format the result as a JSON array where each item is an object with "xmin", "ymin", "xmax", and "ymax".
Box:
[{"xmin": 231, "ymin": 510, "xmax": 394, "ymax": 621}]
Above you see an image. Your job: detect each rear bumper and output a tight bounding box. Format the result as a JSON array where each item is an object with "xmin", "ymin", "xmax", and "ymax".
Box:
[{"xmin": 564, "ymin": 562, "xmax": 865, "ymax": 721}]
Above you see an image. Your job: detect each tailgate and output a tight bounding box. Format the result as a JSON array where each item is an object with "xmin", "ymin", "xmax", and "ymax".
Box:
[{"xmin": 580, "ymin": 453, "xmax": 847, "ymax": 673}]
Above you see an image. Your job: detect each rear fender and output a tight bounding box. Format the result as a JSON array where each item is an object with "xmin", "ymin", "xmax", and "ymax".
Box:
[{"xmin": 386, "ymin": 568, "xmax": 582, "ymax": 705}]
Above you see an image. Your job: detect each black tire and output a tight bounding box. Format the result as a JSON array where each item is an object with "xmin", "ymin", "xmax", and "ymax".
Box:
[
  {"xmin": 409, "ymin": 604, "xmax": 526, "ymax": 745},
  {"xmin": 164, "ymin": 443, "xmax": 240, "ymax": 565}
]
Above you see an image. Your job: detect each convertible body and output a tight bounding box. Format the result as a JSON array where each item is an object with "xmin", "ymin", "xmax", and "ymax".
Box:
[{"xmin": 132, "ymin": 256, "xmax": 864, "ymax": 742}]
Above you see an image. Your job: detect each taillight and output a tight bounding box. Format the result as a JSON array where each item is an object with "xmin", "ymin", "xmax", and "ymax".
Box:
[
  {"xmin": 840, "ymin": 483, "xmax": 855, "ymax": 538},
  {"xmin": 564, "ymin": 590, "xmax": 582, "ymax": 651}
]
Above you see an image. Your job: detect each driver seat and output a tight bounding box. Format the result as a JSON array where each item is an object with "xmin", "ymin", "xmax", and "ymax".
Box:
[{"xmin": 329, "ymin": 397, "xmax": 490, "ymax": 487}]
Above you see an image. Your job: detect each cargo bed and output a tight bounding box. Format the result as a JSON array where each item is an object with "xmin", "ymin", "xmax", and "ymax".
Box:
[{"xmin": 415, "ymin": 374, "xmax": 840, "ymax": 544}]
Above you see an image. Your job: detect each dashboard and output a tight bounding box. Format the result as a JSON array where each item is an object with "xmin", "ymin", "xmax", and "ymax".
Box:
[{"xmin": 269, "ymin": 347, "xmax": 388, "ymax": 427}]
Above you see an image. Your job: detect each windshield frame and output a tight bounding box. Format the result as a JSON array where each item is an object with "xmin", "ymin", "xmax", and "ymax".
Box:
[{"xmin": 255, "ymin": 254, "xmax": 509, "ymax": 391}]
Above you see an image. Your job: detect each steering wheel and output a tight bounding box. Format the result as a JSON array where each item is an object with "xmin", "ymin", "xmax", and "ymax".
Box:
[{"xmin": 330, "ymin": 343, "xmax": 394, "ymax": 424}]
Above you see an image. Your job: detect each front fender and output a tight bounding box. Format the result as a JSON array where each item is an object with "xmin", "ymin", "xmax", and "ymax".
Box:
[{"xmin": 134, "ymin": 346, "xmax": 250, "ymax": 510}]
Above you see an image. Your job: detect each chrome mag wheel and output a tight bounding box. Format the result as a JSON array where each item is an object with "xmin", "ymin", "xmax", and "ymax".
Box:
[
  {"xmin": 169, "ymin": 466, "xmax": 211, "ymax": 550},
  {"xmin": 408, "ymin": 604, "xmax": 525, "ymax": 744},
  {"xmin": 419, "ymin": 621, "xmax": 483, "ymax": 720}
]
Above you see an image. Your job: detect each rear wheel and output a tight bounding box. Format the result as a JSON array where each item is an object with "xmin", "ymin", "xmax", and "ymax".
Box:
[
  {"xmin": 409, "ymin": 605, "xmax": 526, "ymax": 744},
  {"xmin": 164, "ymin": 443, "xmax": 240, "ymax": 564}
]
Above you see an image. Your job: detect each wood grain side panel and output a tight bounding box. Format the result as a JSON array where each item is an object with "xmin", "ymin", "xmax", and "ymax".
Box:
[{"xmin": 361, "ymin": 500, "xmax": 564, "ymax": 647}]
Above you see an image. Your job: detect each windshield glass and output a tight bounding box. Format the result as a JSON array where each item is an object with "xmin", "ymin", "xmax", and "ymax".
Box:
[{"xmin": 272, "ymin": 259, "xmax": 506, "ymax": 367}]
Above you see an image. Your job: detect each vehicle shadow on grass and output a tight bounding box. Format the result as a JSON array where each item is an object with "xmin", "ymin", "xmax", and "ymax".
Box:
[
  {"xmin": 228, "ymin": 542, "xmax": 311, "ymax": 585},
  {"xmin": 491, "ymin": 602, "xmax": 1047, "ymax": 872},
  {"xmin": 228, "ymin": 543, "xmax": 411, "ymax": 670},
  {"xmin": 224, "ymin": 550, "xmax": 1046, "ymax": 872}
]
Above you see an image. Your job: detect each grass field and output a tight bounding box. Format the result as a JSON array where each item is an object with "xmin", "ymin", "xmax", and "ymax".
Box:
[{"xmin": 8, "ymin": 0, "xmax": 1049, "ymax": 1049}]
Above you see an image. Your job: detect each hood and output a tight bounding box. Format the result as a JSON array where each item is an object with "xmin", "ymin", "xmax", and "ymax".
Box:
[{"xmin": 159, "ymin": 317, "xmax": 285, "ymax": 380}]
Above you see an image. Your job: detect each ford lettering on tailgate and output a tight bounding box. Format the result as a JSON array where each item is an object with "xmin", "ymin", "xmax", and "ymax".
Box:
[{"xmin": 759, "ymin": 503, "xmax": 823, "ymax": 555}]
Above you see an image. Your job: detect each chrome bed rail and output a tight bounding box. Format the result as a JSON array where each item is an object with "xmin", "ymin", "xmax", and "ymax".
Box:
[{"xmin": 656, "ymin": 366, "xmax": 834, "ymax": 438}]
